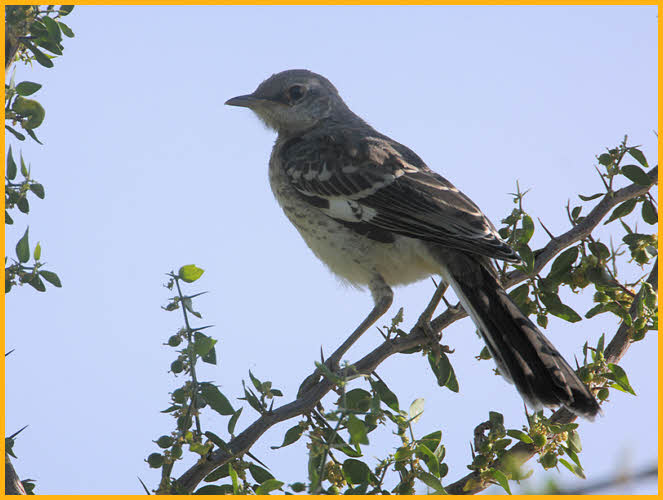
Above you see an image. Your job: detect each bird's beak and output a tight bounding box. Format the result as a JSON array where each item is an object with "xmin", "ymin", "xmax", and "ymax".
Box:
[{"xmin": 225, "ymin": 94, "xmax": 264, "ymax": 108}]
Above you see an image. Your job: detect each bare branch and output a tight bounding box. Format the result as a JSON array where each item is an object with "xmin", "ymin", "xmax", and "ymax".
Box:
[
  {"xmin": 556, "ymin": 464, "xmax": 657, "ymax": 495},
  {"xmin": 5, "ymin": 453, "xmax": 27, "ymax": 495},
  {"xmin": 172, "ymin": 170, "xmax": 657, "ymax": 494}
]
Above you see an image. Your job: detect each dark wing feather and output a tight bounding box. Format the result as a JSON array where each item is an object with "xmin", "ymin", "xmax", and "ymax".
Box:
[{"xmin": 280, "ymin": 131, "xmax": 520, "ymax": 263}]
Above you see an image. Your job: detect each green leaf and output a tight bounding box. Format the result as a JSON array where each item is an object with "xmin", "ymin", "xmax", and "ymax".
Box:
[
  {"xmin": 621, "ymin": 164, "xmax": 652, "ymax": 185},
  {"xmin": 42, "ymin": 16, "xmax": 62, "ymax": 43},
  {"xmin": 271, "ymin": 424, "xmax": 304, "ymax": 449},
  {"xmin": 488, "ymin": 468, "xmax": 512, "ymax": 495},
  {"xmin": 342, "ymin": 459, "xmax": 370, "ymax": 485},
  {"xmin": 228, "ymin": 407, "xmax": 242, "ymax": 435},
  {"xmin": 6, "ymin": 211, "xmax": 13, "ymax": 225},
  {"xmin": 202, "ymin": 346, "xmax": 216, "ymax": 365},
  {"xmin": 628, "ymin": 147, "xmax": 648, "ymax": 168},
  {"xmin": 289, "ymin": 482, "xmax": 306, "ymax": 493},
  {"xmin": 428, "ymin": 352, "xmax": 459, "ymax": 392},
  {"xmin": 23, "ymin": 41, "xmax": 54, "ymax": 68},
  {"xmin": 255, "ymin": 478, "xmax": 284, "ymax": 495},
  {"xmin": 249, "ymin": 370, "xmax": 263, "ymax": 393},
  {"xmin": 549, "ymin": 247, "xmax": 578, "ymax": 279},
  {"xmin": 419, "ymin": 430, "xmax": 442, "ymax": 455},
  {"xmin": 516, "ymin": 244, "xmax": 534, "ymax": 273},
  {"xmin": 408, "ymin": 397, "xmax": 425, "ymax": 424},
  {"xmin": 536, "ymin": 314, "xmax": 548, "ymax": 328},
  {"xmin": 17, "ymin": 196, "xmax": 30, "ymax": 214},
  {"xmin": 16, "ymin": 227, "xmax": 30, "ymax": 263},
  {"xmin": 33, "ymin": 241, "xmax": 41, "ymax": 261},
  {"xmin": 249, "ymin": 463, "xmax": 274, "ymax": 484},
  {"xmin": 641, "ymin": 199, "xmax": 658, "ymax": 225},
  {"xmin": 6, "ymin": 125, "xmax": 26, "ymax": 141},
  {"xmin": 415, "ymin": 443, "xmax": 439, "ymax": 477},
  {"xmin": 509, "ymin": 284, "xmax": 530, "ymax": 309},
  {"xmin": 182, "ymin": 297, "xmax": 201, "ymax": 318},
  {"xmin": 606, "ymin": 363, "xmax": 636, "ymax": 395},
  {"xmin": 578, "ymin": 192, "xmax": 603, "ymax": 201},
  {"xmin": 15, "ymin": 81, "xmax": 42, "ymax": 96},
  {"xmin": 369, "ymin": 378, "xmax": 400, "ymax": 411},
  {"xmin": 193, "ymin": 332, "xmax": 216, "ymax": 357},
  {"xmin": 178, "ymin": 264, "xmax": 204, "ymax": 282},
  {"xmin": 229, "ymin": 463, "xmax": 239, "ymax": 495},
  {"xmin": 540, "ymin": 292, "xmax": 582, "ymax": 323},
  {"xmin": 29, "ymin": 275, "xmax": 46, "ymax": 292},
  {"xmin": 343, "ymin": 388, "xmax": 371, "ymax": 412},
  {"xmin": 596, "ymin": 333, "xmax": 605, "ymax": 355},
  {"xmin": 417, "ymin": 470, "xmax": 447, "ymax": 493},
  {"xmin": 604, "ymin": 198, "xmax": 637, "ymax": 224},
  {"xmin": 558, "ymin": 458, "xmax": 586, "ymax": 479},
  {"xmin": 587, "ymin": 241, "xmax": 610, "ymax": 260},
  {"xmin": 29, "ymin": 183, "xmax": 45, "ymax": 199},
  {"xmin": 199, "ymin": 382, "xmax": 234, "ymax": 415},
  {"xmin": 506, "ymin": 429, "xmax": 533, "ymax": 444},
  {"xmin": 347, "ymin": 414, "xmax": 369, "ymax": 445},
  {"xmin": 59, "ymin": 5, "xmax": 75, "ymax": 15},
  {"xmin": 597, "ymin": 153, "xmax": 612, "ymax": 166},
  {"xmin": 519, "ymin": 215, "xmax": 535, "ymax": 244},
  {"xmin": 25, "ymin": 128, "xmax": 43, "ymax": 145},
  {"xmin": 314, "ymin": 360, "xmax": 342, "ymax": 384},
  {"xmin": 19, "ymin": 153, "xmax": 27, "ymax": 177},
  {"xmin": 204, "ymin": 431, "xmax": 230, "ymax": 453},
  {"xmin": 35, "ymin": 38, "xmax": 62, "ymax": 56},
  {"xmin": 195, "ymin": 485, "xmax": 232, "ymax": 494},
  {"xmin": 567, "ymin": 429, "xmax": 582, "ymax": 453},
  {"xmin": 40, "ymin": 269, "xmax": 61, "ymax": 288},
  {"xmin": 6, "ymin": 146, "xmax": 17, "ymax": 180},
  {"xmin": 57, "ymin": 21, "xmax": 75, "ymax": 38}
]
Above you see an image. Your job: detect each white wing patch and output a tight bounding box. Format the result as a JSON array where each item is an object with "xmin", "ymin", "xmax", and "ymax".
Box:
[{"xmin": 323, "ymin": 199, "xmax": 377, "ymax": 223}]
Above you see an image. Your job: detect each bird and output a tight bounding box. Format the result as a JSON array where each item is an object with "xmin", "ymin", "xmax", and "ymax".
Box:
[{"xmin": 225, "ymin": 69, "xmax": 600, "ymax": 419}]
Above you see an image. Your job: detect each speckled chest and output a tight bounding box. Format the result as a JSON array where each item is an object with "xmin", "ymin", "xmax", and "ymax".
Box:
[{"xmin": 267, "ymin": 138, "xmax": 440, "ymax": 287}]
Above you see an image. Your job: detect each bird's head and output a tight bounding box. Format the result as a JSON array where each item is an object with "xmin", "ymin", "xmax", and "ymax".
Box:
[{"xmin": 225, "ymin": 69, "xmax": 350, "ymax": 135}]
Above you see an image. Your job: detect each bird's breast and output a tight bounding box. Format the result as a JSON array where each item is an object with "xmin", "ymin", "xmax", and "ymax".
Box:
[{"xmin": 268, "ymin": 149, "xmax": 439, "ymax": 288}]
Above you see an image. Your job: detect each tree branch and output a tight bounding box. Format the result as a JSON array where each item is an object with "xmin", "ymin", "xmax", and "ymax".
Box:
[
  {"xmin": 445, "ymin": 257, "xmax": 658, "ymax": 495},
  {"xmin": 555, "ymin": 464, "xmax": 657, "ymax": 495},
  {"xmin": 172, "ymin": 170, "xmax": 657, "ymax": 494},
  {"xmin": 5, "ymin": 453, "xmax": 27, "ymax": 495},
  {"xmin": 431, "ymin": 166, "xmax": 657, "ymax": 334}
]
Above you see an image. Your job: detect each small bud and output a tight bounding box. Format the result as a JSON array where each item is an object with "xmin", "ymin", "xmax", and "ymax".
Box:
[
  {"xmin": 532, "ymin": 433, "xmax": 547, "ymax": 448},
  {"xmin": 156, "ymin": 435, "xmax": 174, "ymax": 448},
  {"xmin": 147, "ymin": 452, "xmax": 164, "ymax": 468},
  {"xmin": 540, "ymin": 452, "xmax": 557, "ymax": 469}
]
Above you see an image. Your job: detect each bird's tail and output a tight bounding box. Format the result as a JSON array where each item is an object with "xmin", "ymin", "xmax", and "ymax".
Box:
[{"xmin": 436, "ymin": 250, "xmax": 600, "ymax": 419}]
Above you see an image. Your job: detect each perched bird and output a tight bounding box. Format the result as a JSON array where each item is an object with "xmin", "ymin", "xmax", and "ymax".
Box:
[{"xmin": 226, "ymin": 69, "xmax": 600, "ymax": 419}]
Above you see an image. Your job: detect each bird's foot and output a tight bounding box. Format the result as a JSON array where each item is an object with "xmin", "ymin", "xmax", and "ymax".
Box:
[{"xmin": 414, "ymin": 319, "xmax": 453, "ymax": 361}]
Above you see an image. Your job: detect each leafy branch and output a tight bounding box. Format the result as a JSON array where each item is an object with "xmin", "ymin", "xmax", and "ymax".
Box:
[{"xmin": 169, "ymin": 145, "xmax": 657, "ymax": 494}]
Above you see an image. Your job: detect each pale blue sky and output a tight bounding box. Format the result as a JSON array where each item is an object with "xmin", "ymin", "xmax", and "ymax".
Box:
[{"xmin": 5, "ymin": 5, "xmax": 658, "ymax": 494}]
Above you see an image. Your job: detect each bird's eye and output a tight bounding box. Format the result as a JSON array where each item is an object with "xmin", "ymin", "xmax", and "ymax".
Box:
[{"xmin": 288, "ymin": 85, "xmax": 306, "ymax": 103}]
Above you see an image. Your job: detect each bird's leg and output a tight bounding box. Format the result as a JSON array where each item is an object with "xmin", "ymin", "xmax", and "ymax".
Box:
[
  {"xmin": 298, "ymin": 277, "xmax": 392, "ymax": 397},
  {"xmin": 326, "ymin": 276, "xmax": 393, "ymax": 369},
  {"xmin": 415, "ymin": 279, "xmax": 448, "ymax": 361}
]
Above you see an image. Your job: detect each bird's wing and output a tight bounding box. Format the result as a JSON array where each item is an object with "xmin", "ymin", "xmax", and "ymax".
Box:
[{"xmin": 280, "ymin": 132, "xmax": 520, "ymax": 263}]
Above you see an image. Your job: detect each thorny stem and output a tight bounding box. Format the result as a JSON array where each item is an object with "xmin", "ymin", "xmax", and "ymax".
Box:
[{"xmin": 173, "ymin": 276, "xmax": 203, "ymax": 438}]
